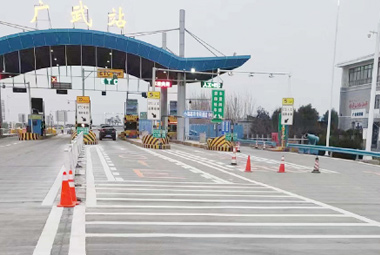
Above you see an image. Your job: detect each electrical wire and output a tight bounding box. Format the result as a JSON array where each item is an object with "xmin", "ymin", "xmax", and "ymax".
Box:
[
  {"xmin": 185, "ymin": 29, "xmax": 225, "ymax": 56},
  {"xmin": 0, "ymin": 21, "xmax": 38, "ymax": 31}
]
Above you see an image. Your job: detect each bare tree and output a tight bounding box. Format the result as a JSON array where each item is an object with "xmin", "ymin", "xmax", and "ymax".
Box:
[
  {"xmin": 188, "ymin": 91, "xmax": 211, "ymax": 111},
  {"xmin": 225, "ymin": 92, "xmax": 256, "ymax": 122}
]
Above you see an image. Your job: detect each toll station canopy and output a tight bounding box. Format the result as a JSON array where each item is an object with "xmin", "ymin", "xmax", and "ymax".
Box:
[{"xmin": 0, "ymin": 29, "xmax": 250, "ymax": 82}]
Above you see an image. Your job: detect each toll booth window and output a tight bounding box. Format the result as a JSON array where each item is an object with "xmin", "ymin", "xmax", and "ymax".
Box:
[
  {"xmin": 169, "ymin": 124, "xmax": 177, "ymax": 132},
  {"xmin": 125, "ymin": 122, "xmax": 137, "ymax": 130}
]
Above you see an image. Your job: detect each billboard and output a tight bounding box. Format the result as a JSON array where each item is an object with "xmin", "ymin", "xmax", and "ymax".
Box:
[{"xmin": 126, "ymin": 99, "xmax": 138, "ymax": 115}]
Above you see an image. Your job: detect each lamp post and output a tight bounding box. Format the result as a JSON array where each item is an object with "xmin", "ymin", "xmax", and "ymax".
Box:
[
  {"xmin": 364, "ymin": 19, "xmax": 380, "ymax": 159},
  {"xmin": 325, "ymin": 0, "xmax": 341, "ymax": 154}
]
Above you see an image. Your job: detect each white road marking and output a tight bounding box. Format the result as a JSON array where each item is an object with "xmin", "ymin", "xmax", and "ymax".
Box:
[
  {"xmin": 96, "ymin": 184, "xmax": 266, "ymax": 189},
  {"xmin": 92, "ymin": 205, "xmax": 325, "ymax": 209},
  {"xmin": 96, "ymin": 192, "xmax": 291, "ymax": 198},
  {"xmin": 95, "ymin": 188, "xmax": 280, "ymax": 193},
  {"xmin": 135, "ymin": 146, "xmax": 230, "ymax": 184},
  {"xmin": 86, "ymin": 147, "xmax": 96, "ymax": 207},
  {"xmin": 86, "ymin": 212, "xmax": 347, "ymax": 217},
  {"xmin": 113, "ymin": 173, "xmax": 120, "ymax": 176},
  {"xmin": 33, "ymin": 207, "xmax": 63, "ymax": 255},
  {"xmin": 68, "ymin": 205, "xmax": 86, "ymax": 255},
  {"xmin": 13, "ymin": 142, "xmax": 18, "ymax": 145},
  {"xmin": 95, "ymin": 146, "xmax": 116, "ymax": 181},
  {"xmin": 41, "ymin": 165, "xmax": 65, "ymax": 206},
  {"xmin": 86, "ymin": 221, "xmax": 371, "ymax": 227},
  {"xmin": 185, "ymin": 153, "xmax": 380, "ymax": 227},
  {"xmin": 96, "ymin": 198, "xmax": 310, "ymax": 203},
  {"xmin": 95, "ymin": 180, "xmax": 229, "ymax": 185},
  {"xmin": 110, "ymin": 167, "xmax": 117, "ymax": 171},
  {"xmin": 115, "ymin": 177, "xmax": 124, "ymax": 181},
  {"xmin": 86, "ymin": 233, "xmax": 380, "ymax": 239},
  {"xmin": 108, "ymin": 163, "xmax": 115, "ymax": 167}
]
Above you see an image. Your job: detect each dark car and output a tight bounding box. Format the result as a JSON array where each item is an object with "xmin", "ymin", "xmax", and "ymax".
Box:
[{"xmin": 99, "ymin": 125, "xmax": 116, "ymax": 140}]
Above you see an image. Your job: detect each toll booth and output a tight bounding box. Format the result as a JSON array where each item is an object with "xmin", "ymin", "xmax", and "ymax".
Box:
[
  {"xmin": 168, "ymin": 116, "xmax": 178, "ymax": 139},
  {"xmin": 124, "ymin": 115, "xmax": 139, "ymax": 138},
  {"xmin": 28, "ymin": 114, "xmax": 44, "ymax": 136}
]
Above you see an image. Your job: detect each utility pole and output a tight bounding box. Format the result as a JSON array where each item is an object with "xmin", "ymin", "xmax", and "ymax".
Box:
[
  {"xmin": 177, "ymin": 9, "xmax": 186, "ymax": 141},
  {"xmin": 365, "ymin": 19, "xmax": 380, "ymax": 159}
]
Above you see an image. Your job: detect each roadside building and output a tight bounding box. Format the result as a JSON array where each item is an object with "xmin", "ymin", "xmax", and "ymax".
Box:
[{"xmin": 338, "ymin": 54, "xmax": 380, "ymax": 148}]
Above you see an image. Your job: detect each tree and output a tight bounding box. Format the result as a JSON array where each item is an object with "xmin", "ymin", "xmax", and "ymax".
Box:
[
  {"xmin": 225, "ymin": 92, "xmax": 255, "ymax": 123},
  {"xmin": 250, "ymin": 107, "xmax": 272, "ymax": 135},
  {"xmin": 291, "ymin": 104, "xmax": 320, "ymax": 136},
  {"xmin": 321, "ymin": 109, "xmax": 339, "ymax": 131},
  {"xmin": 271, "ymin": 108, "xmax": 281, "ymax": 132}
]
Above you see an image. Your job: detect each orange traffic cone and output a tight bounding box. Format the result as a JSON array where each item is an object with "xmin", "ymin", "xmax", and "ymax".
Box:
[
  {"xmin": 57, "ymin": 171, "xmax": 76, "ymax": 208},
  {"xmin": 278, "ymin": 155, "xmax": 285, "ymax": 173},
  {"xmin": 231, "ymin": 147, "xmax": 237, "ymax": 165},
  {"xmin": 68, "ymin": 170, "xmax": 80, "ymax": 205},
  {"xmin": 245, "ymin": 155, "xmax": 251, "ymax": 172}
]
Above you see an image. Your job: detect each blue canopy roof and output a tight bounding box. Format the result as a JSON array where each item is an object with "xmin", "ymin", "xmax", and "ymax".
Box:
[{"xmin": 0, "ymin": 29, "xmax": 250, "ymax": 72}]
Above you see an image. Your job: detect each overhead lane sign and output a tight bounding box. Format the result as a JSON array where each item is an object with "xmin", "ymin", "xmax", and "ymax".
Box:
[
  {"xmin": 97, "ymin": 68, "xmax": 124, "ymax": 79},
  {"xmin": 201, "ymin": 81, "xmax": 223, "ymax": 89}
]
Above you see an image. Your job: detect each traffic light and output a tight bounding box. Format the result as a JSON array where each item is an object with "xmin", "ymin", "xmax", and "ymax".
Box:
[{"xmin": 141, "ymin": 92, "xmax": 147, "ymax": 98}]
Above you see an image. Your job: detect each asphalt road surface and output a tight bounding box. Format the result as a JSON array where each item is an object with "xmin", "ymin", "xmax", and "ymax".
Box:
[{"xmin": 2, "ymin": 136, "xmax": 380, "ymax": 255}]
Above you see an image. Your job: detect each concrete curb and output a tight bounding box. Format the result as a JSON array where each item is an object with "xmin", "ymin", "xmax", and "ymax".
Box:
[{"xmin": 170, "ymin": 140, "xmax": 208, "ymax": 149}]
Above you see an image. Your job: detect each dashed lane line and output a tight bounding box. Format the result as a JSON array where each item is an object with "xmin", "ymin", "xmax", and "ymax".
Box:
[
  {"xmin": 96, "ymin": 198, "xmax": 311, "ymax": 203},
  {"xmin": 95, "ymin": 146, "xmax": 116, "ymax": 181}
]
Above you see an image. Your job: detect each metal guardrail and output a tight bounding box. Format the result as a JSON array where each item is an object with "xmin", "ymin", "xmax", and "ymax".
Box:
[
  {"xmin": 238, "ymin": 139, "xmax": 277, "ymax": 147},
  {"xmin": 287, "ymin": 143, "xmax": 380, "ymax": 158}
]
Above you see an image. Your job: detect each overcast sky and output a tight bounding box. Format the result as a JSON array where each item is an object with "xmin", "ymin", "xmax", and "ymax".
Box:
[{"xmin": 1, "ymin": 0, "xmax": 380, "ymax": 124}]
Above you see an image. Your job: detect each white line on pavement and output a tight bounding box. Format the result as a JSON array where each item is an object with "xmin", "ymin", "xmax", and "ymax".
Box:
[
  {"xmin": 95, "ymin": 146, "xmax": 116, "ymax": 181},
  {"xmin": 115, "ymin": 177, "xmax": 124, "ymax": 181},
  {"xmin": 94, "ymin": 180, "xmax": 233, "ymax": 184},
  {"xmin": 95, "ymin": 184, "xmax": 266, "ymax": 189},
  {"xmin": 95, "ymin": 188, "xmax": 279, "ymax": 193},
  {"xmin": 96, "ymin": 198, "xmax": 311, "ymax": 203},
  {"xmin": 86, "ymin": 212, "xmax": 347, "ymax": 217},
  {"xmin": 113, "ymin": 173, "xmax": 120, "ymax": 176},
  {"xmin": 135, "ymin": 146, "xmax": 230, "ymax": 184},
  {"xmin": 86, "ymin": 233, "xmax": 380, "ymax": 239},
  {"xmin": 110, "ymin": 167, "xmax": 117, "ymax": 171},
  {"xmin": 33, "ymin": 207, "xmax": 63, "ymax": 255},
  {"xmin": 185, "ymin": 154, "xmax": 380, "ymax": 227},
  {"xmin": 86, "ymin": 221, "xmax": 370, "ymax": 227},
  {"xmin": 91, "ymin": 205, "xmax": 326, "ymax": 209},
  {"xmin": 86, "ymin": 147, "xmax": 96, "ymax": 207},
  {"xmin": 41, "ymin": 165, "xmax": 65, "ymax": 206},
  {"xmin": 96, "ymin": 192, "xmax": 291, "ymax": 198},
  {"xmin": 68, "ymin": 205, "xmax": 86, "ymax": 255}
]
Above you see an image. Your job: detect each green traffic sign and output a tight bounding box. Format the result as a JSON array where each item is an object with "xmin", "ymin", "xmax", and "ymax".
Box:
[
  {"xmin": 211, "ymin": 89, "xmax": 225, "ymax": 122},
  {"xmin": 102, "ymin": 78, "xmax": 118, "ymax": 85},
  {"xmin": 201, "ymin": 81, "xmax": 223, "ymax": 89},
  {"xmin": 152, "ymin": 129, "xmax": 161, "ymax": 138},
  {"xmin": 225, "ymin": 133, "xmax": 237, "ymax": 141},
  {"xmin": 77, "ymin": 127, "xmax": 89, "ymax": 135}
]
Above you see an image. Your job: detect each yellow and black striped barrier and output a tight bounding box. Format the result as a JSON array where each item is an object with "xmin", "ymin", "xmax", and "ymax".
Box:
[
  {"xmin": 142, "ymin": 134, "xmax": 170, "ymax": 150},
  {"xmin": 207, "ymin": 135, "xmax": 233, "ymax": 151},
  {"xmin": 18, "ymin": 132, "xmax": 40, "ymax": 141},
  {"xmin": 72, "ymin": 130, "xmax": 98, "ymax": 145}
]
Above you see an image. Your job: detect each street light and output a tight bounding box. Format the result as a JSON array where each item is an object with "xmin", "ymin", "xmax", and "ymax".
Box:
[
  {"xmin": 364, "ymin": 19, "xmax": 380, "ymax": 159},
  {"xmin": 325, "ymin": 0, "xmax": 341, "ymax": 154}
]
